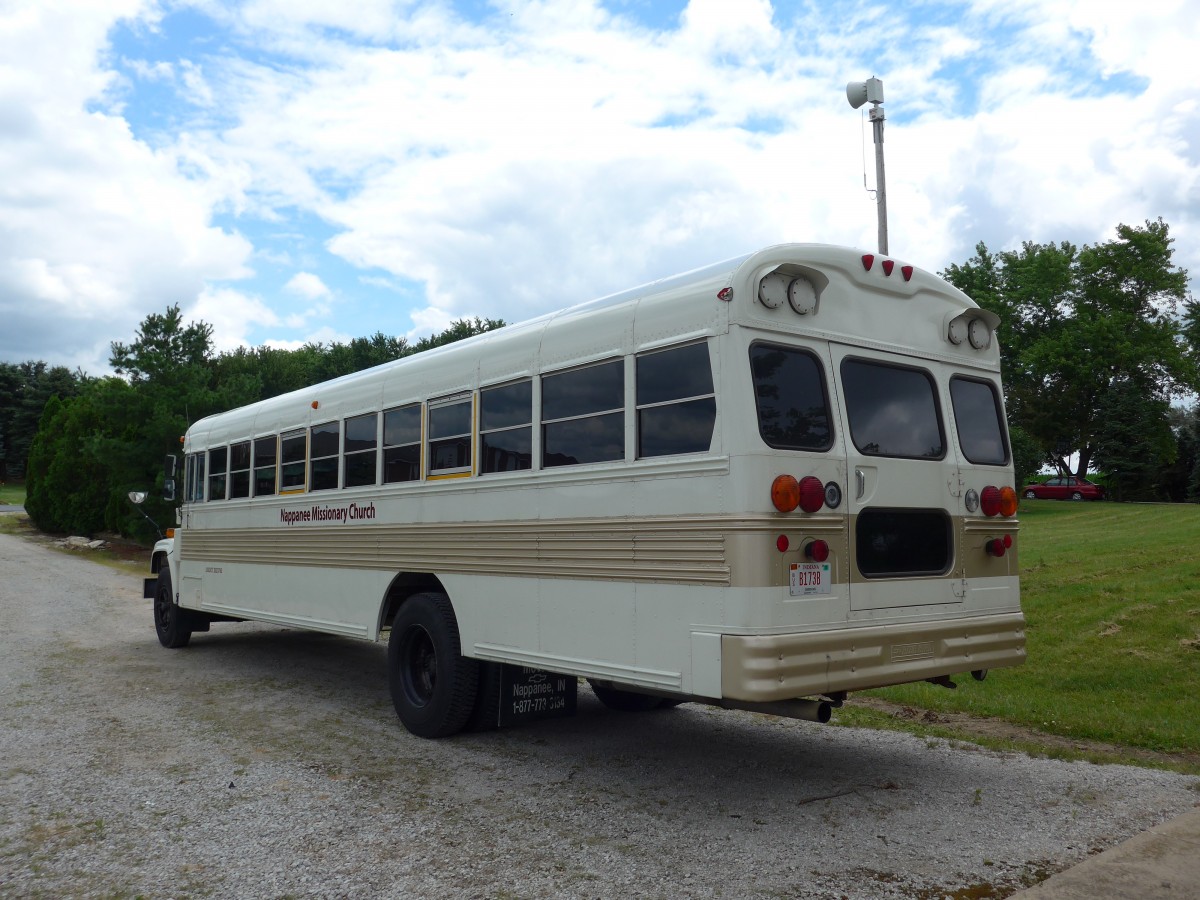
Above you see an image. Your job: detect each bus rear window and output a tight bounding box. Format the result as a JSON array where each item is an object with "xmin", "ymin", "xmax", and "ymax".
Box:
[
  {"xmin": 950, "ymin": 377, "xmax": 1009, "ymax": 465},
  {"xmin": 749, "ymin": 343, "xmax": 832, "ymax": 451},
  {"xmin": 856, "ymin": 509, "xmax": 952, "ymax": 578},
  {"xmin": 841, "ymin": 359, "xmax": 944, "ymax": 460}
]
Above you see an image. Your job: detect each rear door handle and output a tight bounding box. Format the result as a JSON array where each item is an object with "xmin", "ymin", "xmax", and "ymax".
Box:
[{"xmin": 855, "ymin": 468, "xmax": 866, "ymax": 499}]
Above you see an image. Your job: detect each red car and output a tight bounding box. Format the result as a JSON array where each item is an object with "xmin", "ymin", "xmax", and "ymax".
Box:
[{"xmin": 1021, "ymin": 476, "xmax": 1105, "ymax": 501}]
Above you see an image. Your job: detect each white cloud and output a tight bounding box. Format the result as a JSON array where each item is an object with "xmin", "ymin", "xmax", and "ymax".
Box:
[
  {"xmin": 284, "ymin": 271, "xmax": 332, "ymax": 300},
  {"xmin": 0, "ymin": 1, "xmax": 252, "ymax": 373},
  {"xmin": 1, "ymin": 0, "xmax": 1198, "ymax": 376},
  {"xmin": 185, "ymin": 287, "xmax": 281, "ymax": 354}
]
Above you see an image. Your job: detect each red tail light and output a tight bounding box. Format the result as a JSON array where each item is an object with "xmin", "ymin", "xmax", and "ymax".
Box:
[
  {"xmin": 980, "ymin": 486, "xmax": 1001, "ymax": 517},
  {"xmin": 798, "ymin": 476, "xmax": 825, "ymax": 513},
  {"xmin": 805, "ymin": 539, "xmax": 830, "ymax": 562},
  {"xmin": 986, "ymin": 537, "xmax": 1010, "ymax": 557}
]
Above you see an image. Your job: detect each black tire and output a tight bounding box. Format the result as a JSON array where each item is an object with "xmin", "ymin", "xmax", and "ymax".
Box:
[
  {"xmin": 464, "ymin": 661, "xmax": 504, "ymax": 733},
  {"xmin": 388, "ymin": 592, "xmax": 479, "ymax": 738},
  {"xmin": 587, "ymin": 679, "xmax": 662, "ymax": 712},
  {"xmin": 1071, "ymin": 491, "xmax": 1084, "ymax": 501},
  {"xmin": 153, "ymin": 568, "xmax": 192, "ymax": 649}
]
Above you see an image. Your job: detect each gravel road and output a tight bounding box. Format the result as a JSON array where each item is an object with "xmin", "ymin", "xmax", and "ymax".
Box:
[{"xmin": 1, "ymin": 530, "xmax": 1197, "ymax": 898}]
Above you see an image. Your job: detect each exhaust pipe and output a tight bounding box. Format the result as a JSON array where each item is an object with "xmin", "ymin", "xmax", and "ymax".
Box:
[{"xmin": 717, "ymin": 698, "xmax": 832, "ymax": 724}]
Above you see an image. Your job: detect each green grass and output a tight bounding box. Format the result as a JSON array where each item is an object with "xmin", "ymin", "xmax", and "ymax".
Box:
[
  {"xmin": 866, "ymin": 500, "xmax": 1200, "ymax": 763},
  {"xmin": 0, "ymin": 480, "xmax": 25, "ymax": 506}
]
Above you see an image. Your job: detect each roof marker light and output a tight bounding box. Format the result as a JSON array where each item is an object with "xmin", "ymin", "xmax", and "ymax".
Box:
[
  {"xmin": 901, "ymin": 265, "xmax": 913, "ymax": 281},
  {"xmin": 861, "ymin": 254, "xmax": 874, "ymax": 271},
  {"xmin": 717, "ymin": 287, "xmax": 733, "ymax": 302},
  {"xmin": 882, "ymin": 259, "xmax": 895, "ymax": 276}
]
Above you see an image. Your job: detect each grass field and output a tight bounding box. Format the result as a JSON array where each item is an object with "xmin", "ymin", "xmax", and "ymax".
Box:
[
  {"xmin": 0, "ymin": 480, "xmax": 25, "ymax": 506},
  {"xmin": 850, "ymin": 500, "xmax": 1200, "ymax": 771}
]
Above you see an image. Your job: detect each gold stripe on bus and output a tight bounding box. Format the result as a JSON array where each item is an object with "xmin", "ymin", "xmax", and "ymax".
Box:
[{"xmin": 178, "ymin": 512, "xmax": 1013, "ymax": 588}]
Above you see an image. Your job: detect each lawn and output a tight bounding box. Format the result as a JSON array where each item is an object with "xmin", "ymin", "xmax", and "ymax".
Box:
[
  {"xmin": 858, "ymin": 500, "xmax": 1200, "ymax": 765},
  {"xmin": 0, "ymin": 480, "xmax": 25, "ymax": 506}
]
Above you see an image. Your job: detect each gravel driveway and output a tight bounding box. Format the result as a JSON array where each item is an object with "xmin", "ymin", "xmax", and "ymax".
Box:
[{"xmin": 1, "ymin": 531, "xmax": 1197, "ymax": 898}]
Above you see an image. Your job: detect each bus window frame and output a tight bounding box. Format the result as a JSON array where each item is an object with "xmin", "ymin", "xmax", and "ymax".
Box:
[
  {"xmin": 426, "ymin": 393, "xmax": 474, "ymax": 479},
  {"xmin": 480, "ymin": 378, "xmax": 533, "ymax": 475},
  {"xmin": 279, "ymin": 429, "xmax": 307, "ymax": 494},
  {"xmin": 253, "ymin": 435, "xmax": 278, "ymax": 497}
]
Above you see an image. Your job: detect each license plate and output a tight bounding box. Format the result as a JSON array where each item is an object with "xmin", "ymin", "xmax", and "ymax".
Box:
[{"xmin": 789, "ymin": 562, "xmax": 831, "ymax": 596}]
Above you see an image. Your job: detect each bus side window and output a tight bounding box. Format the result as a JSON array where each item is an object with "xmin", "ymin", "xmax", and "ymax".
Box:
[
  {"xmin": 749, "ymin": 343, "xmax": 833, "ymax": 451},
  {"xmin": 253, "ymin": 436, "xmax": 277, "ymax": 497},
  {"xmin": 208, "ymin": 447, "xmax": 229, "ymax": 501},
  {"xmin": 427, "ymin": 395, "xmax": 472, "ymax": 475},
  {"xmin": 383, "ymin": 404, "xmax": 421, "ymax": 483},
  {"xmin": 636, "ymin": 342, "xmax": 715, "ymax": 458},
  {"xmin": 344, "ymin": 412, "xmax": 378, "ymax": 487},
  {"xmin": 542, "ymin": 359, "xmax": 624, "ymax": 467},
  {"xmin": 310, "ymin": 421, "xmax": 340, "ymax": 491},
  {"xmin": 480, "ymin": 380, "xmax": 532, "ymax": 473},
  {"xmin": 280, "ymin": 430, "xmax": 307, "ymax": 492},
  {"xmin": 229, "ymin": 441, "xmax": 251, "ymax": 498},
  {"xmin": 184, "ymin": 453, "xmax": 203, "ymax": 503}
]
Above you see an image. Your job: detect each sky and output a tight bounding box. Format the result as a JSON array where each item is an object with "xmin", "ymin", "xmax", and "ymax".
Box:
[{"xmin": 1, "ymin": 0, "xmax": 1197, "ymax": 375}]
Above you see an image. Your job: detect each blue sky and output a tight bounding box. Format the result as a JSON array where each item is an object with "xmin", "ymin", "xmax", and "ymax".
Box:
[{"xmin": 2, "ymin": 0, "xmax": 1197, "ymax": 373}]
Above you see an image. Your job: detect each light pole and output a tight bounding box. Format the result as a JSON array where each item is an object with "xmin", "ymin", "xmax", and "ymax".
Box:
[{"xmin": 846, "ymin": 77, "xmax": 887, "ymax": 255}]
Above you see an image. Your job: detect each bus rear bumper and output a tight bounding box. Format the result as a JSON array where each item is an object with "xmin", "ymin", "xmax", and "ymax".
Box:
[{"xmin": 720, "ymin": 611, "xmax": 1026, "ymax": 702}]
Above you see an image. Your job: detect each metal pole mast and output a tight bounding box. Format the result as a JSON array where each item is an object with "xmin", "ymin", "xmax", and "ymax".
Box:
[
  {"xmin": 870, "ymin": 103, "xmax": 887, "ymax": 255},
  {"xmin": 846, "ymin": 77, "xmax": 888, "ymax": 255}
]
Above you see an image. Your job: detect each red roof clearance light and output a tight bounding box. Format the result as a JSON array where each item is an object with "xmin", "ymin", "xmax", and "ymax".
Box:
[
  {"xmin": 882, "ymin": 259, "xmax": 895, "ymax": 276},
  {"xmin": 901, "ymin": 265, "xmax": 913, "ymax": 281},
  {"xmin": 861, "ymin": 254, "xmax": 874, "ymax": 271},
  {"xmin": 717, "ymin": 287, "xmax": 733, "ymax": 302}
]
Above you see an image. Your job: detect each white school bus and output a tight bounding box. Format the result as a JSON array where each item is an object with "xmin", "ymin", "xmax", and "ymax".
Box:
[{"xmin": 147, "ymin": 243, "xmax": 1024, "ymax": 738}]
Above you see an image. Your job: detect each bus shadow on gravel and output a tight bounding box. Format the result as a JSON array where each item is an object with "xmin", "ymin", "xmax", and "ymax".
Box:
[{"xmin": 153, "ymin": 621, "xmax": 1017, "ymax": 805}]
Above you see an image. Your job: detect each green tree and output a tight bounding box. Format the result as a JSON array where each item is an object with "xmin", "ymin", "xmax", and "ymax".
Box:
[
  {"xmin": 944, "ymin": 219, "xmax": 1197, "ymax": 479},
  {"xmin": 0, "ymin": 361, "xmax": 86, "ymax": 480}
]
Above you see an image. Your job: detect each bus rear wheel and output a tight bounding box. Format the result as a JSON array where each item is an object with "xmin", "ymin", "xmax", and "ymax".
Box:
[
  {"xmin": 388, "ymin": 592, "xmax": 479, "ymax": 738},
  {"xmin": 153, "ymin": 569, "xmax": 192, "ymax": 649},
  {"xmin": 587, "ymin": 680, "xmax": 664, "ymax": 712}
]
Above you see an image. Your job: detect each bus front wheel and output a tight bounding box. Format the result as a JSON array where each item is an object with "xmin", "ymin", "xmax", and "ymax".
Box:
[
  {"xmin": 153, "ymin": 569, "xmax": 192, "ymax": 649},
  {"xmin": 388, "ymin": 592, "xmax": 479, "ymax": 738}
]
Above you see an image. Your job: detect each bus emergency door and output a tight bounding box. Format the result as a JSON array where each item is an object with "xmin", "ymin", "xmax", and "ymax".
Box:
[{"xmin": 827, "ymin": 344, "xmax": 964, "ymax": 611}]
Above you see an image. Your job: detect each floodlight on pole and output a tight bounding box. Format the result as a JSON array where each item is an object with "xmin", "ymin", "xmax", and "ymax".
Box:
[{"xmin": 846, "ymin": 77, "xmax": 887, "ymax": 255}]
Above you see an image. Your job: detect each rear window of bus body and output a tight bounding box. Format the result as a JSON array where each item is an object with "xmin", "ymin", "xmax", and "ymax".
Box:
[
  {"xmin": 749, "ymin": 342, "xmax": 833, "ymax": 452},
  {"xmin": 841, "ymin": 358, "xmax": 945, "ymax": 460},
  {"xmin": 949, "ymin": 376, "xmax": 1009, "ymax": 466}
]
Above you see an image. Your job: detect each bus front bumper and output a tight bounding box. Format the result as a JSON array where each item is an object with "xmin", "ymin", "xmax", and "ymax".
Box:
[{"xmin": 720, "ymin": 612, "xmax": 1026, "ymax": 702}]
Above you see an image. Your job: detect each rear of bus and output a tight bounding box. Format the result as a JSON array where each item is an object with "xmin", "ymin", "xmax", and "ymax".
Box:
[{"xmin": 718, "ymin": 245, "xmax": 1024, "ymax": 705}]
